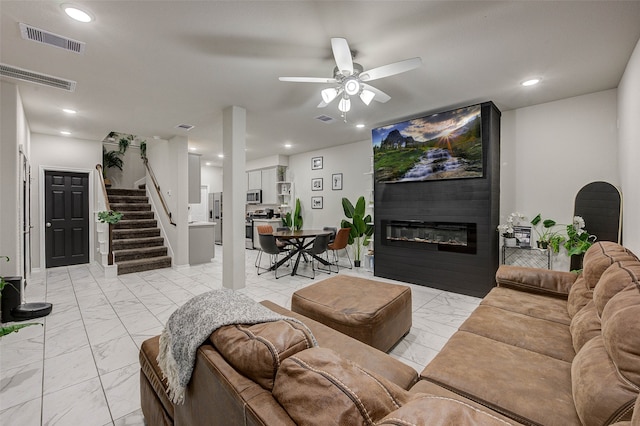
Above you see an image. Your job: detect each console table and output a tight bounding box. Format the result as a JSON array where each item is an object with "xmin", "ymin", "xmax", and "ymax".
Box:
[{"xmin": 501, "ymin": 246, "xmax": 551, "ymax": 269}]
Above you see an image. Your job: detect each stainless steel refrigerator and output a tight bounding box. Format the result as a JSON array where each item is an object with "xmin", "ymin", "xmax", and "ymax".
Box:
[{"xmin": 211, "ymin": 192, "xmax": 223, "ymax": 245}]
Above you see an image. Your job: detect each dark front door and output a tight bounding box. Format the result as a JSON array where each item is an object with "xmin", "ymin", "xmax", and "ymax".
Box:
[{"xmin": 45, "ymin": 171, "xmax": 89, "ymax": 267}]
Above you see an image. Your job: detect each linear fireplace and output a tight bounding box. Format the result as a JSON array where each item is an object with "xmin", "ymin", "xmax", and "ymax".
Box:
[{"xmin": 382, "ymin": 220, "xmax": 476, "ymax": 254}]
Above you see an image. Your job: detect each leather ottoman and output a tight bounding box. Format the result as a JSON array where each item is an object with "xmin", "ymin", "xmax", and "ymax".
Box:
[{"xmin": 291, "ymin": 276, "xmax": 412, "ymax": 352}]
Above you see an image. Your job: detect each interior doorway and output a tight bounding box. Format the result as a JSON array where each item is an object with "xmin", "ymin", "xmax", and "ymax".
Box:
[{"xmin": 44, "ymin": 170, "xmax": 90, "ymax": 267}]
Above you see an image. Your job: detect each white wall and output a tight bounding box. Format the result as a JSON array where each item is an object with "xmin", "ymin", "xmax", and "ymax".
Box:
[
  {"xmin": 201, "ymin": 165, "xmax": 223, "ymax": 193},
  {"xmin": 618, "ymin": 38, "xmax": 640, "ymax": 253},
  {"xmin": 0, "ymin": 81, "xmax": 30, "ymax": 278},
  {"xmin": 288, "ymin": 140, "xmax": 373, "ymax": 230},
  {"xmin": 30, "ymin": 133, "xmax": 102, "ymax": 269},
  {"xmin": 501, "ymin": 90, "xmax": 619, "ymax": 269},
  {"xmin": 145, "ymin": 136, "xmax": 189, "ymax": 267}
]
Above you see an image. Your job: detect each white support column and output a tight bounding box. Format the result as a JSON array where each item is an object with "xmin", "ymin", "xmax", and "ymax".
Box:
[{"xmin": 222, "ymin": 106, "xmax": 246, "ymax": 290}]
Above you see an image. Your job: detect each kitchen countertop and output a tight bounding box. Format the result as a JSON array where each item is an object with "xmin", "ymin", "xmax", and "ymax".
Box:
[{"xmin": 188, "ymin": 221, "xmax": 216, "ymax": 227}]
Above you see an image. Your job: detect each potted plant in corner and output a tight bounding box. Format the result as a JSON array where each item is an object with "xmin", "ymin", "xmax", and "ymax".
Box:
[
  {"xmin": 341, "ymin": 196, "xmax": 374, "ymax": 267},
  {"xmin": 530, "ymin": 213, "xmax": 565, "ymax": 253},
  {"xmin": 497, "ymin": 212, "xmax": 525, "ymax": 247}
]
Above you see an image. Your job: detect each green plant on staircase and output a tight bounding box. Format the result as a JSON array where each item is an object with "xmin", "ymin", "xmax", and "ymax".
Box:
[
  {"xmin": 98, "ymin": 210, "xmax": 123, "ymax": 224},
  {"xmin": 281, "ymin": 198, "xmax": 303, "ymax": 231},
  {"xmin": 341, "ymin": 196, "xmax": 374, "ymax": 267},
  {"xmin": 0, "ymin": 256, "xmax": 41, "ymax": 337}
]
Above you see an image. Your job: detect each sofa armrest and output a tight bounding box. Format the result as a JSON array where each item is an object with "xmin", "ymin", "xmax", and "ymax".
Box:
[{"xmin": 495, "ymin": 265, "xmax": 578, "ymax": 298}]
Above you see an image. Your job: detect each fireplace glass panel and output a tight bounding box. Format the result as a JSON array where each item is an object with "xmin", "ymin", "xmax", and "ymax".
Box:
[{"xmin": 382, "ymin": 220, "xmax": 476, "ymax": 254}]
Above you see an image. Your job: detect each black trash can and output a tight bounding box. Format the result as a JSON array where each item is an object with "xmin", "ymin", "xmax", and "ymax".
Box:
[{"xmin": 1, "ymin": 276, "xmax": 22, "ymax": 323}]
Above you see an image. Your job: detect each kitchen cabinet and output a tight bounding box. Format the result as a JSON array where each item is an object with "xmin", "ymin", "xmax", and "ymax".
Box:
[
  {"xmin": 261, "ymin": 168, "xmax": 277, "ymax": 204},
  {"xmin": 188, "ymin": 153, "xmax": 201, "ymax": 203},
  {"xmin": 189, "ymin": 222, "xmax": 215, "ymax": 264},
  {"xmin": 247, "ymin": 170, "xmax": 261, "ymax": 190}
]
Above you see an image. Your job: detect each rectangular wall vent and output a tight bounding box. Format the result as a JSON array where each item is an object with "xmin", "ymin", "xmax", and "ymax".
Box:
[
  {"xmin": 175, "ymin": 124, "xmax": 195, "ymax": 131},
  {"xmin": 315, "ymin": 114, "xmax": 335, "ymax": 123},
  {"xmin": 0, "ymin": 63, "xmax": 76, "ymax": 92},
  {"xmin": 19, "ymin": 23, "xmax": 86, "ymax": 54}
]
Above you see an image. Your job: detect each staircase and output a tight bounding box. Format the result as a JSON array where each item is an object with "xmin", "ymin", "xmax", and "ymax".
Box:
[{"xmin": 107, "ymin": 188, "xmax": 172, "ymax": 275}]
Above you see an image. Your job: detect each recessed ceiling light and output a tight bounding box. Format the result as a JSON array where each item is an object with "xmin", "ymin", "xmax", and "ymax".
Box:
[
  {"xmin": 217, "ymin": 154, "xmax": 224, "ymax": 158},
  {"xmin": 62, "ymin": 108, "xmax": 76, "ymax": 114},
  {"xmin": 60, "ymin": 131, "xmax": 71, "ymax": 135},
  {"xmin": 62, "ymin": 4, "xmax": 93, "ymax": 23},
  {"xmin": 355, "ymin": 123, "xmax": 365, "ymax": 128},
  {"xmin": 205, "ymin": 162, "xmax": 212, "ymax": 166},
  {"xmin": 189, "ymin": 147, "xmax": 196, "ymax": 151},
  {"xmin": 521, "ymin": 78, "xmax": 541, "ymax": 87},
  {"xmin": 284, "ymin": 143, "xmax": 292, "ymax": 149}
]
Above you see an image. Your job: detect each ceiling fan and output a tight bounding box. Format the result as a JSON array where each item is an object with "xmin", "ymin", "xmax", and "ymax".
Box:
[{"xmin": 279, "ymin": 38, "xmax": 422, "ymax": 119}]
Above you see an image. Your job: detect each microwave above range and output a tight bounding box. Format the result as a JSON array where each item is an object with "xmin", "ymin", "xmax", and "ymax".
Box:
[{"xmin": 246, "ymin": 189, "xmax": 262, "ymax": 204}]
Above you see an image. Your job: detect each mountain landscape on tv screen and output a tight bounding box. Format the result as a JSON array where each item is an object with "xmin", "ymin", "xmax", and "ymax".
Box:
[{"xmin": 372, "ymin": 105, "xmax": 483, "ymax": 183}]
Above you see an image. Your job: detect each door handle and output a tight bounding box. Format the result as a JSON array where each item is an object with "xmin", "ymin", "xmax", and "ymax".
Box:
[{"xmin": 46, "ymin": 222, "xmax": 52, "ymax": 228}]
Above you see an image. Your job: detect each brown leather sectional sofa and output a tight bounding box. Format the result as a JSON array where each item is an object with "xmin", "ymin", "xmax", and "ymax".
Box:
[{"xmin": 140, "ymin": 241, "xmax": 640, "ymax": 425}]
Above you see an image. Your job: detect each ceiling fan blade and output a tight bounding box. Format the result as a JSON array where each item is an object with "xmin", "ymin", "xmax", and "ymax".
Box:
[
  {"xmin": 279, "ymin": 77, "xmax": 337, "ymax": 83},
  {"xmin": 331, "ymin": 38, "xmax": 354, "ymax": 75},
  {"xmin": 317, "ymin": 100, "xmax": 328, "ymax": 108},
  {"xmin": 362, "ymin": 84, "xmax": 391, "ymax": 103},
  {"xmin": 359, "ymin": 57, "xmax": 422, "ymax": 82}
]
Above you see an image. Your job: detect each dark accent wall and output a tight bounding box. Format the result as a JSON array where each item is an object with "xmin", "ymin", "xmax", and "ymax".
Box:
[{"xmin": 374, "ymin": 101, "xmax": 501, "ymax": 297}]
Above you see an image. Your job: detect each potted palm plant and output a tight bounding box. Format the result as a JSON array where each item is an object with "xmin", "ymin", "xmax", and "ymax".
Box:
[
  {"xmin": 281, "ymin": 198, "xmax": 303, "ymax": 231},
  {"xmin": 341, "ymin": 196, "xmax": 374, "ymax": 267}
]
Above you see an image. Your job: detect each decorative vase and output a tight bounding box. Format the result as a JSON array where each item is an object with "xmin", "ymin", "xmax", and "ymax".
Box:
[
  {"xmin": 537, "ymin": 240, "xmax": 549, "ymax": 249},
  {"xmin": 504, "ymin": 237, "xmax": 517, "ymax": 247},
  {"xmin": 354, "ymin": 260, "xmax": 361, "ymax": 268}
]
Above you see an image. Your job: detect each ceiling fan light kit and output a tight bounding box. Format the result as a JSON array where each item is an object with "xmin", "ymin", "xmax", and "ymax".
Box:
[{"xmin": 279, "ymin": 37, "xmax": 422, "ymax": 122}]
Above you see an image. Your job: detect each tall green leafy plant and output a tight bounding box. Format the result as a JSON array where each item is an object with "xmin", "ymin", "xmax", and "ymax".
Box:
[
  {"xmin": 281, "ymin": 198, "xmax": 303, "ymax": 231},
  {"xmin": 341, "ymin": 196, "xmax": 374, "ymax": 264}
]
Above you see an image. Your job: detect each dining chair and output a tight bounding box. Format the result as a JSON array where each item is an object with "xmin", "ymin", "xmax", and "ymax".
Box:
[
  {"xmin": 254, "ymin": 225, "xmax": 289, "ymax": 270},
  {"xmin": 255, "ymin": 233, "xmax": 290, "ymax": 279},
  {"xmin": 299, "ymin": 233, "xmax": 332, "ymax": 279},
  {"xmin": 323, "ymin": 226, "xmax": 337, "ymax": 244},
  {"xmin": 326, "ymin": 227, "xmax": 352, "ymax": 272}
]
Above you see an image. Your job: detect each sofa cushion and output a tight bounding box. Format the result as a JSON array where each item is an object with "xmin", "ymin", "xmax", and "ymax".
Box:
[
  {"xmin": 376, "ymin": 394, "xmax": 517, "ymax": 426},
  {"xmin": 567, "ymin": 275, "xmax": 592, "ymax": 318},
  {"xmin": 582, "ymin": 242, "xmax": 637, "ymax": 290},
  {"xmin": 421, "ymin": 331, "xmax": 580, "ymax": 425},
  {"xmin": 571, "ymin": 336, "xmax": 637, "ymax": 425},
  {"xmin": 601, "ymin": 283, "xmax": 640, "ymax": 390},
  {"xmin": 272, "ymin": 347, "xmax": 414, "ymax": 426},
  {"xmin": 593, "ymin": 261, "xmax": 640, "ymax": 317},
  {"xmin": 459, "ymin": 304, "xmax": 575, "ymax": 362},
  {"xmin": 569, "ymin": 300, "xmax": 601, "ymax": 353},
  {"xmin": 480, "ymin": 286, "xmax": 571, "ymax": 326},
  {"xmin": 210, "ymin": 320, "xmax": 315, "ymax": 391}
]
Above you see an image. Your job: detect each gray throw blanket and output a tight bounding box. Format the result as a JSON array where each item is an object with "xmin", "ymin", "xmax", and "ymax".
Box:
[{"xmin": 157, "ymin": 288, "xmax": 317, "ymax": 404}]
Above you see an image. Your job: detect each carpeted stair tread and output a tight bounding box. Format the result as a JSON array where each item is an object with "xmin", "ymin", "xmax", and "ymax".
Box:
[
  {"xmin": 113, "ymin": 227, "xmax": 161, "ymax": 239},
  {"xmin": 117, "ymin": 256, "xmax": 172, "ymax": 275},
  {"xmin": 106, "ymin": 187, "xmax": 171, "ymax": 275},
  {"xmin": 113, "ymin": 246, "xmax": 168, "ymax": 262},
  {"xmin": 111, "ymin": 236, "xmax": 165, "ymax": 250},
  {"xmin": 107, "ymin": 188, "xmax": 146, "ymax": 197},
  {"xmin": 119, "ymin": 211, "xmax": 155, "ymax": 220},
  {"xmin": 110, "ymin": 203, "xmax": 151, "ymax": 211},
  {"xmin": 114, "ymin": 219, "xmax": 158, "ymax": 229}
]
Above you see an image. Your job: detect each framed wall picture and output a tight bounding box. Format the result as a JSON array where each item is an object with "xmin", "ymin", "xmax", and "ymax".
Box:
[
  {"xmin": 332, "ymin": 173, "xmax": 343, "ymax": 190},
  {"xmin": 311, "ymin": 156, "xmax": 323, "ymax": 170},
  {"xmin": 311, "ymin": 177, "xmax": 323, "ymax": 191},
  {"xmin": 311, "ymin": 196, "xmax": 323, "ymax": 209},
  {"xmin": 514, "ymin": 226, "xmax": 532, "ymax": 248}
]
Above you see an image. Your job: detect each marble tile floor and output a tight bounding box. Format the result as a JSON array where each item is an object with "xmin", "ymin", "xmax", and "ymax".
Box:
[{"xmin": 0, "ymin": 246, "xmax": 481, "ymax": 426}]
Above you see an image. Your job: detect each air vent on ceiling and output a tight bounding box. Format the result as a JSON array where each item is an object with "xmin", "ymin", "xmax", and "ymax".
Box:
[
  {"xmin": 19, "ymin": 23, "xmax": 86, "ymax": 54},
  {"xmin": 175, "ymin": 124, "xmax": 195, "ymax": 131},
  {"xmin": 315, "ymin": 114, "xmax": 335, "ymax": 123},
  {"xmin": 0, "ymin": 63, "xmax": 76, "ymax": 92}
]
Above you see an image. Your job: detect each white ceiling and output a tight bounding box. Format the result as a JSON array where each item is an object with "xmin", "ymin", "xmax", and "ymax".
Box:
[{"xmin": 2, "ymin": 1, "xmax": 639, "ymax": 167}]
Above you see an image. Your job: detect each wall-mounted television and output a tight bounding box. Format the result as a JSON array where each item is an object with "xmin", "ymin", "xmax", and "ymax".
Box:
[{"xmin": 372, "ymin": 103, "xmax": 483, "ymax": 183}]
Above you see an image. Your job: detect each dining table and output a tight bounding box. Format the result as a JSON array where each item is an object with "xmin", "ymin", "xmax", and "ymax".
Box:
[{"xmin": 271, "ymin": 229, "xmax": 333, "ymax": 276}]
